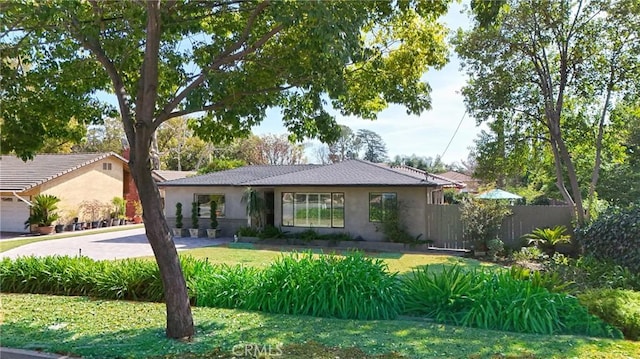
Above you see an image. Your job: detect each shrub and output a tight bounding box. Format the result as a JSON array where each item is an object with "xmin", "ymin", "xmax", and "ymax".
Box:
[
  {"xmin": 318, "ymin": 232, "xmax": 354, "ymax": 242},
  {"xmin": 191, "ymin": 201, "xmax": 199, "ymax": 229},
  {"xmin": 376, "ymin": 201, "xmax": 421, "ymax": 243},
  {"xmin": 403, "ymin": 265, "xmax": 477, "ymax": 324},
  {"xmin": 209, "ymin": 201, "xmax": 218, "ymax": 229},
  {"xmin": 258, "ymin": 225, "xmax": 287, "ymax": 239},
  {"xmin": 0, "ymin": 256, "xmax": 163, "ymax": 301},
  {"xmin": 195, "ymin": 264, "xmax": 260, "ymax": 309},
  {"xmin": 296, "ymin": 228, "xmax": 320, "ymax": 241},
  {"xmin": 402, "ymin": 265, "xmax": 621, "ymax": 338},
  {"xmin": 578, "ymin": 289, "xmax": 640, "ymax": 340},
  {"xmin": 578, "ymin": 203, "xmax": 640, "ymax": 272},
  {"xmin": 175, "ymin": 202, "xmax": 183, "ymax": 229},
  {"xmin": 487, "ymin": 238, "xmax": 504, "ymax": 258},
  {"xmin": 460, "ymin": 198, "xmax": 511, "ymax": 251},
  {"xmin": 236, "ymin": 226, "xmax": 259, "ymax": 237},
  {"xmin": 1, "ymin": 253, "xmax": 403, "ymax": 321},
  {"xmin": 546, "ymin": 255, "xmax": 640, "ymax": 293},
  {"xmin": 248, "ymin": 252, "xmax": 403, "ymax": 320},
  {"xmin": 509, "ymin": 265, "xmax": 573, "ymax": 293},
  {"xmin": 512, "ymin": 246, "xmax": 548, "ymax": 262},
  {"xmin": 522, "ymin": 225, "xmax": 571, "ymax": 255}
]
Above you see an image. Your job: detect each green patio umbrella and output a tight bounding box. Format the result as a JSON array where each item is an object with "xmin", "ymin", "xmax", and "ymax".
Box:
[{"xmin": 476, "ymin": 189, "xmax": 522, "ymax": 200}]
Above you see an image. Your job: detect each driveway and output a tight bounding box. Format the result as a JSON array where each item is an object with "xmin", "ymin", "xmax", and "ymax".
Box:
[{"xmin": 1, "ymin": 227, "xmax": 230, "ymax": 260}]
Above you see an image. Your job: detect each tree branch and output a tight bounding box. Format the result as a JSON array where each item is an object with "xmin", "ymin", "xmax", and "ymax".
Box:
[
  {"xmin": 155, "ymin": 1, "xmax": 281, "ymax": 125},
  {"xmin": 164, "ymin": 84, "xmax": 294, "ymax": 121},
  {"xmin": 68, "ymin": 16, "xmax": 136, "ymax": 148},
  {"xmin": 135, "ymin": 0, "xmax": 162, "ymax": 127}
]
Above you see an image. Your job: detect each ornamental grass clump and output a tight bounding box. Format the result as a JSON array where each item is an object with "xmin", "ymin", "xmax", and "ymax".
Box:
[
  {"xmin": 402, "ymin": 265, "xmax": 622, "ymax": 338},
  {"xmin": 195, "ymin": 264, "xmax": 259, "ymax": 309},
  {"xmin": 247, "ymin": 251, "xmax": 402, "ymax": 320},
  {"xmin": 0, "ymin": 256, "xmax": 101, "ymax": 296}
]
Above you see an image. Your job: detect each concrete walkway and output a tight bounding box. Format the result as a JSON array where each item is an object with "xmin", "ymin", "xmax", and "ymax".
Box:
[{"xmin": 1, "ymin": 227, "xmax": 230, "ymax": 260}]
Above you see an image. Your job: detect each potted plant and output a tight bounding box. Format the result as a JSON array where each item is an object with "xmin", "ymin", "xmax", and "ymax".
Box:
[
  {"xmin": 172, "ymin": 202, "xmax": 184, "ymax": 237},
  {"xmin": 132, "ymin": 200, "xmax": 143, "ymax": 224},
  {"xmin": 111, "ymin": 197, "xmax": 127, "ymax": 226},
  {"xmin": 25, "ymin": 194, "xmax": 61, "ymax": 235},
  {"xmin": 206, "ymin": 201, "xmax": 218, "ymax": 239},
  {"xmin": 80, "ymin": 200, "xmax": 105, "ymax": 229},
  {"xmin": 189, "ymin": 201, "xmax": 200, "ymax": 238}
]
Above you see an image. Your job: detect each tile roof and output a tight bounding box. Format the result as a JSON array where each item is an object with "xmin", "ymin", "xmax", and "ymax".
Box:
[
  {"xmin": 160, "ymin": 160, "xmax": 448, "ymax": 187},
  {"xmin": 0, "ymin": 153, "xmax": 127, "ymax": 192}
]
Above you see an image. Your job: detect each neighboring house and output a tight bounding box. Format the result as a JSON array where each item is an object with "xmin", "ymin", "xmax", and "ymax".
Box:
[
  {"xmin": 0, "ymin": 152, "xmax": 130, "ymax": 233},
  {"xmin": 153, "ymin": 170, "xmax": 197, "ymax": 182},
  {"xmin": 437, "ymin": 171, "xmax": 481, "ymax": 193},
  {"xmin": 159, "ymin": 159, "xmax": 458, "ymax": 241}
]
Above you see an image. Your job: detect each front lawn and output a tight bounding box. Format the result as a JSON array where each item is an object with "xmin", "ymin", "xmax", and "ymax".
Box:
[
  {"xmin": 179, "ymin": 245, "xmax": 492, "ymax": 274},
  {"xmin": 2, "ymin": 293, "xmax": 638, "ymax": 359}
]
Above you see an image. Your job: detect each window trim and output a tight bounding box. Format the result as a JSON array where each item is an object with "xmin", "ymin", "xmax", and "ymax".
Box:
[
  {"xmin": 281, "ymin": 191, "xmax": 344, "ymax": 228},
  {"xmin": 194, "ymin": 193, "xmax": 226, "ymax": 218},
  {"xmin": 369, "ymin": 192, "xmax": 397, "ymax": 223}
]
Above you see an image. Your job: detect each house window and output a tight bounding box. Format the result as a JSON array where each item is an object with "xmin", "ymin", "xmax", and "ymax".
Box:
[
  {"xmin": 281, "ymin": 192, "xmax": 344, "ymax": 228},
  {"xmin": 103, "ymin": 163, "xmax": 112, "ymax": 170},
  {"xmin": 194, "ymin": 194, "xmax": 225, "ymax": 218},
  {"xmin": 369, "ymin": 192, "xmax": 397, "ymax": 222}
]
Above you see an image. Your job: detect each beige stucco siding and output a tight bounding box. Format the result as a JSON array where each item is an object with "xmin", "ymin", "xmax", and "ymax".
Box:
[
  {"xmin": 38, "ymin": 159, "xmax": 124, "ymax": 216},
  {"xmin": 163, "ymin": 186, "xmax": 247, "ymax": 233},
  {"xmin": 163, "ymin": 185, "xmax": 432, "ymax": 241},
  {"xmin": 274, "ymin": 186, "xmax": 428, "ymax": 242}
]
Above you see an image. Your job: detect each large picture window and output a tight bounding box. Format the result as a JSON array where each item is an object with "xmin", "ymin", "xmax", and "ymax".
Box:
[
  {"xmin": 195, "ymin": 194, "xmax": 225, "ymax": 218},
  {"xmin": 369, "ymin": 192, "xmax": 397, "ymax": 222},
  {"xmin": 281, "ymin": 192, "xmax": 344, "ymax": 228}
]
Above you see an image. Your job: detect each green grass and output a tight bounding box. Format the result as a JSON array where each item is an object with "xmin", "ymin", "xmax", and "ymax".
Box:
[
  {"xmin": 1, "ymin": 293, "xmax": 639, "ymax": 359},
  {"xmin": 179, "ymin": 245, "xmax": 491, "ymax": 274},
  {"xmin": 0, "ymin": 224, "xmax": 144, "ymax": 253}
]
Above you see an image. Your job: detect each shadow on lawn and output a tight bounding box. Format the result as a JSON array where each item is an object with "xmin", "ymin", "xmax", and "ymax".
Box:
[{"xmin": 1, "ymin": 307, "xmax": 631, "ymax": 359}]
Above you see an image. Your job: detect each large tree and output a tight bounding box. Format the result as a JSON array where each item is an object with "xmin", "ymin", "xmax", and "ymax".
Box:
[
  {"xmin": 1, "ymin": 1, "xmax": 453, "ymax": 338},
  {"xmin": 455, "ymin": 0, "xmax": 640, "ymax": 224},
  {"xmin": 356, "ymin": 128, "xmax": 388, "ymax": 163}
]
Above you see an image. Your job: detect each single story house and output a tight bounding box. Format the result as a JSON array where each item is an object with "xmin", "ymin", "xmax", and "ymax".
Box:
[
  {"xmin": 0, "ymin": 152, "xmax": 130, "ymax": 233},
  {"xmin": 159, "ymin": 159, "xmax": 460, "ymax": 241}
]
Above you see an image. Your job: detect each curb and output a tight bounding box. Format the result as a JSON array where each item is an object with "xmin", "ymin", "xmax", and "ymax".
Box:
[{"xmin": 0, "ymin": 347, "xmax": 80, "ymax": 359}]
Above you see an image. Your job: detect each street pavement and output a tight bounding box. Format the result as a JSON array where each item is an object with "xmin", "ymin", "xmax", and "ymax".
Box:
[{"xmin": 1, "ymin": 227, "xmax": 229, "ymax": 260}]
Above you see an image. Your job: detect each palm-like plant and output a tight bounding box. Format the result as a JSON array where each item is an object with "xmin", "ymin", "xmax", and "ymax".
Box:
[
  {"xmin": 522, "ymin": 225, "xmax": 571, "ymax": 254},
  {"xmin": 241, "ymin": 187, "xmax": 265, "ymax": 228},
  {"xmin": 25, "ymin": 194, "xmax": 61, "ymax": 227}
]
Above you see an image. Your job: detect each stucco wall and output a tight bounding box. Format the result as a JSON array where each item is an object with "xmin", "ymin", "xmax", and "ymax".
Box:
[
  {"xmin": 163, "ymin": 185, "xmax": 431, "ymax": 241},
  {"xmin": 37, "ymin": 158, "xmax": 125, "ymax": 221},
  {"xmin": 274, "ymin": 186, "xmax": 428, "ymax": 242},
  {"xmin": 163, "ymin": 186, "xmax": 248, "ymax": 235}
]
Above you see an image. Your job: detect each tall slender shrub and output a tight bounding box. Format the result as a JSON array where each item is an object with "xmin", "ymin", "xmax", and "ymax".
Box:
[
  {"xmin": 191, "ymin": 201, "xmax": 199, "ymax": 229},
  {"xmin": 175, "ymin": 202, "xmax": 183, "ymax": 229}
]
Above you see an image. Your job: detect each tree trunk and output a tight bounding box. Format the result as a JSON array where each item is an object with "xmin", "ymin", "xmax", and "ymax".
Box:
[
  {"xmin": 129, "ymin": 154, "xmax": 194, "ymax": 339},
  {"xmin": 554, "ymin": 131, "xmax": 585, "ymax": 225},
  {"xmin": 587, "ymin": 82, "xmax": 614, "ymax": 221}
]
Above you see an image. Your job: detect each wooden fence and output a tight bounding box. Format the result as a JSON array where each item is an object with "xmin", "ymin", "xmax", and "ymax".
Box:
[{"xmin": 424, "ymin": 204, "xmax": 573, "ymax": 250}]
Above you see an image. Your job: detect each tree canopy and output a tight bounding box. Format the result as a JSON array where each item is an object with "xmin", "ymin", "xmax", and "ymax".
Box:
[
  {"xmin": 1, "ymin": 0, "xmax": 456, "ymax": 339},
  {"xmin": 455, "ymin": 0, "xmax": 640, "ymax": 223}
]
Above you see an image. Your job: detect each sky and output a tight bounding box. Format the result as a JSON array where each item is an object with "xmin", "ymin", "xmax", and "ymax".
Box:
[{"xmin": 252, "ymin": 1, "xmax": 485, "ymax": 165}]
